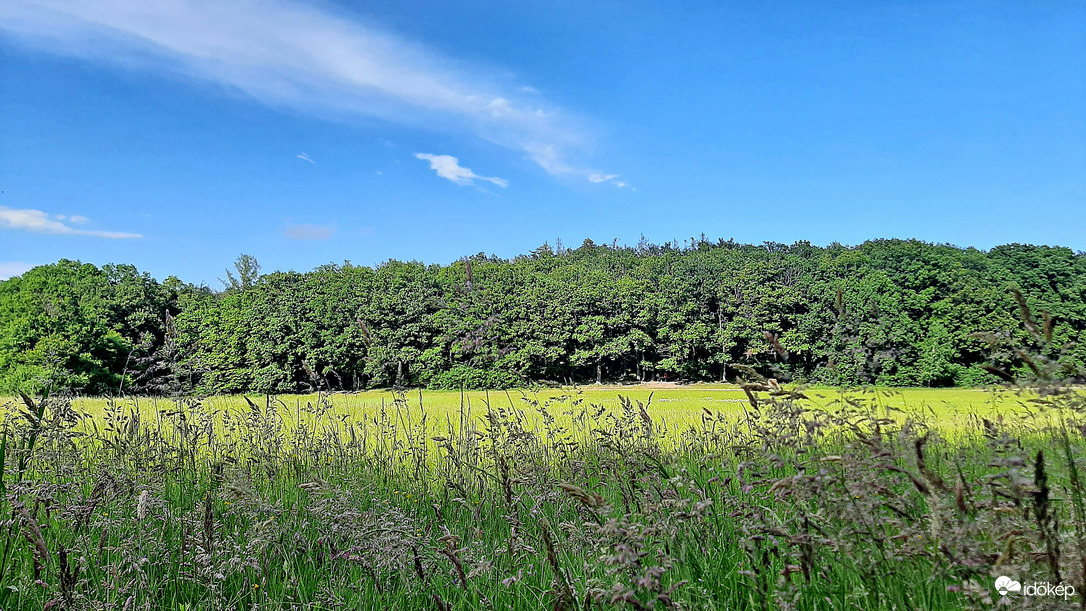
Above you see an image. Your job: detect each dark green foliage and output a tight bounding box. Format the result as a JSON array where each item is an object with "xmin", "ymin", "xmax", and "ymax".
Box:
[
  {"xmin": 427, "ymin": 365, "xmax": 522, "ymax": 390},
  {"xmin": 0, "ymin": 260, "xmax": 193, "ymax": 394},
  {"xmin": 2, "ymin": 239, "xmax": 1085, "ymax": 394}
]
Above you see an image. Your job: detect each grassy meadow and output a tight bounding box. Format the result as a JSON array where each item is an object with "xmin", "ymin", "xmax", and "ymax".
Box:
[
  {"xmin": 0, "ymin": 383, "xmax": 1084, "ymax": 610},
  {"xmin": 63, "ymin": 384, "xmax": 1051, "ymax": 444}
]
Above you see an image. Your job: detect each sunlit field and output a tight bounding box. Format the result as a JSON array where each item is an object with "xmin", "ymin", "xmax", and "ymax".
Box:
[{"xmin": 56, "ymin": 384, "xmax": 1056, "ymax": 445}]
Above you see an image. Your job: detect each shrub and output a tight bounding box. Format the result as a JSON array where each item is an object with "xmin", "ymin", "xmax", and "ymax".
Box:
[{"xmin": 427, "ymin": 365, "xmax": 521, "ymax": 390}]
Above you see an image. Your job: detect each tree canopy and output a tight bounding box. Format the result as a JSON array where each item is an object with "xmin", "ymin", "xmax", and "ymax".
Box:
[{"xmin": 2, "ymin": 239, "xmax": 1083, "ymax": 394}]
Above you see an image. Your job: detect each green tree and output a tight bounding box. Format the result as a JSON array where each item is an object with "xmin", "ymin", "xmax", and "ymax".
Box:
[{"xmin": 219, "ymin": 254, "xmax": 261, "ymax": 292}]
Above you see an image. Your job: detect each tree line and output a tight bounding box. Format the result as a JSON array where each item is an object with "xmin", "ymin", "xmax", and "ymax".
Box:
[{"xmin": 1, "ymin": 238, "xmax": 1083, "ymax": 395}]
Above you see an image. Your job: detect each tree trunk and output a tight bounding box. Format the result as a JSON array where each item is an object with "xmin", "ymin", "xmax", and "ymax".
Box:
[
  {"xmin": 396, "ymin": 359, "xmax": 404, "ymax": 387},
  {"xmin": 596, "ymin": 361, "xmax": 602, "ymax": 385},
  {"xmin": 719, "ymin": 308, "xmax": 726, "ymax": 382}
]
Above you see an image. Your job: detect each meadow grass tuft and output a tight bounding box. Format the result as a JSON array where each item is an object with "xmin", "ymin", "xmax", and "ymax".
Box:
[{"xmin": 0, "ymin": 384, "xmax": 1082, "ymax": 609}]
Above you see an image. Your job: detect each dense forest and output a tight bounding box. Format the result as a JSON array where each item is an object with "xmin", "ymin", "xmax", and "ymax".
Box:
[{"xmin": 1, "ymin": 238, "xmax": 1083, "ymax": 395}]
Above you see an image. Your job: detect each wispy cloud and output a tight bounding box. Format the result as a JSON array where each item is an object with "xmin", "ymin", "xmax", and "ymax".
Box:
[
  {"xmin": 0, "ymin": 262, "xmax": 34, "ymax": 280},
  {"xmin": 296, "ymin": 152, "xmax": 316, "ymax": 164},
  {"xmin": 0, "ymin": 0, "xmax": 619, "ymax": 182},
  {"xmin": 588, "ymin": 173, "xmax": 618, "ymax": 183},
  {"xmin": 415, "ymin": 153, "xmax": 508, "ymax": 187},
  {"xmin": 0, "ymin": 206, "xmax": 142, "ymax": 238},
  {"xmin": 55, "ymin": 214, "xmax": 89, "ymax": 223},
  {"xmin": 588, "ymin": 172, "xmax": 629, "ymax": 187},
  {"xmin": 284, "ymin": 223, "xmax": 334, "ymax": 240}
]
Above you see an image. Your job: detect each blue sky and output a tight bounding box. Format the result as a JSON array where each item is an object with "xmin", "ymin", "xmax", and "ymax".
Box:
[{"xmin": 1, "ymin": 0, "xmax": 1083, "ymax": 285}]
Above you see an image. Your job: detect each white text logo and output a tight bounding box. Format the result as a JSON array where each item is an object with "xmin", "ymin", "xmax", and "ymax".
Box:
[{"xmin": 995, "ymin": 576, "xmax": 1075, "ymax": 601}]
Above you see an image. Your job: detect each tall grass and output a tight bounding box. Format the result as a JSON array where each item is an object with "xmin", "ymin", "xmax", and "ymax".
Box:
[{"xmin": 0, "ymin": 380, "xmax": 1083, "ymax": 609}]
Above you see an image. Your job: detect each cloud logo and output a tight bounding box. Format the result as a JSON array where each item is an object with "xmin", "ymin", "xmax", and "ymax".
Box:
[{"xmin": 995, "ymin": 576, "xmax": 1022, "ymax": 596}]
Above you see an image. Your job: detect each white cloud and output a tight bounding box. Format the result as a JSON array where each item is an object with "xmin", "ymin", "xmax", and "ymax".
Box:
[
  {"xmin": 0, "ymin": 206, "xmax": 141, "ymax": 238},
  {"xmin": 0, "ymin": 0, "xmax": 620, "ymax": 182},
  {"xmin": 284, "ymin": 223, "xmax": 334, "ymax": 240},
  {"xmin": 414, "ymin": 153, "xmax": 508, "ymax": 187},
  {"xmin": 586, "ymin": 172, "xmax": 629, "ymax": 188},
  {"xmin": 0, "ymin": 262, "xmax": 35, "ymax": 280},
  {"xmin": 296, "ymin": 152, "xmax": 316, "ymax": 164},
  {"xmin": 487, "ymin": 97, "xmax": 513, "ymax": 118},
  {"xmin": 524, "ymin": 144, "xmax": 575, "ymax": 176},
  {"xmin": 588, "ymin": 173, "xmax": 619, "ymax": 183}
]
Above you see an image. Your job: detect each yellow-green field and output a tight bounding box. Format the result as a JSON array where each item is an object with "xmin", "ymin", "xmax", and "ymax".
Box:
[{"xmin": 41, "ymin": 384, "xmax": 1065, "ymax": 443}]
